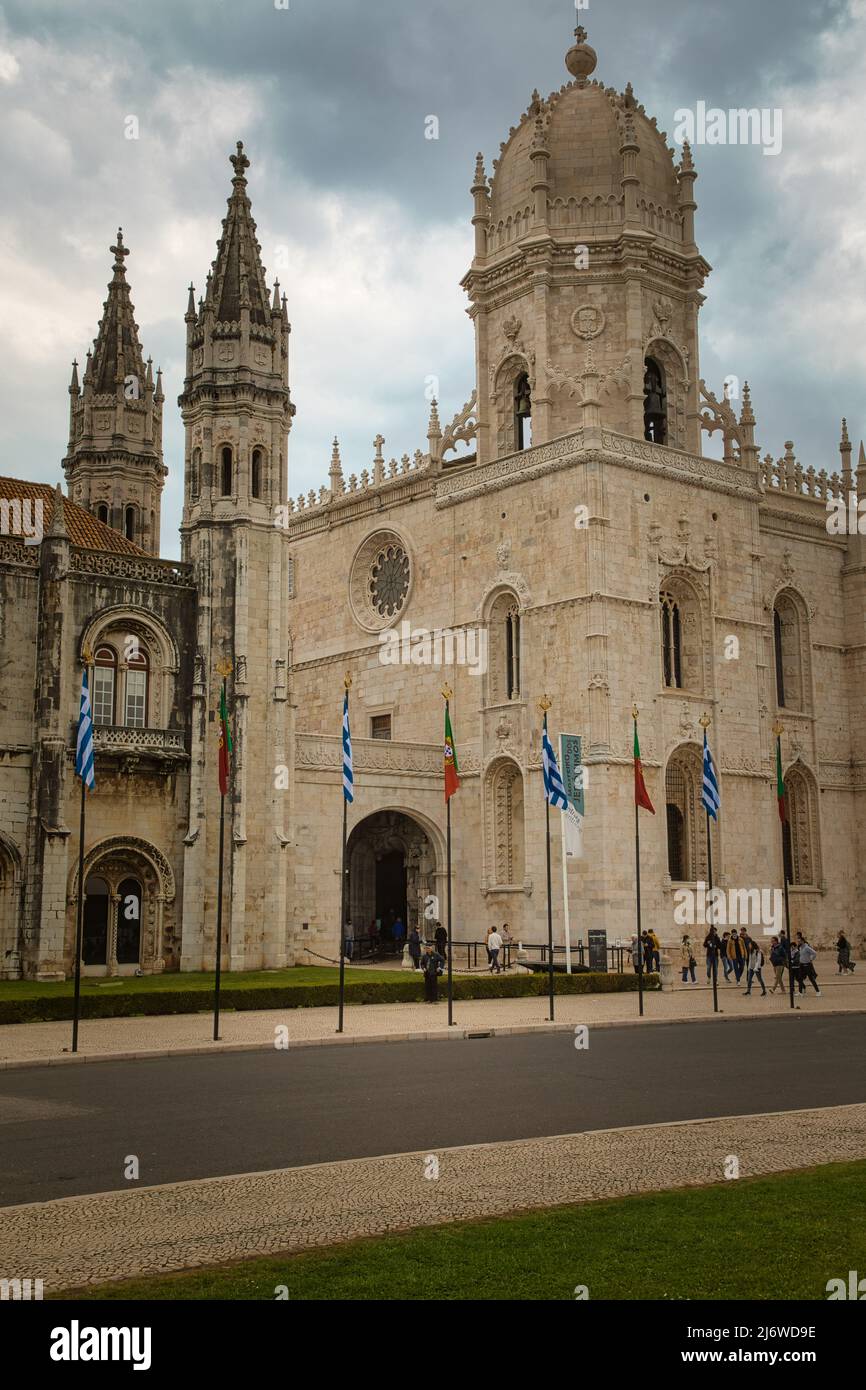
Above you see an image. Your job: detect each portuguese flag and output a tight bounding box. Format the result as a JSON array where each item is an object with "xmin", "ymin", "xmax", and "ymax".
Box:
[
  {"xmin": 633, "ymin": 716, "xmax": 655, "ymax": 814},
  {"xmin": 218, "ymin": 680, "xmax": 233, "ymax": 796},
  {"xmin": 444, "ymin": 701, "xmax": 460, "ymax": 801},
  {"xmin": 776, "ymin": 736, "xmax": 786, "ymax": 821}
]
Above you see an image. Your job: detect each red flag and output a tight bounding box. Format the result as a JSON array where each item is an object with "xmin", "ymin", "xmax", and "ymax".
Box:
[
  {"xmin": 634, "ymin": 718, "xmax": 655, "ymax": 814},
  {"xmin": 444, "ymin": 702, "xmax": 460, "ymax": 801}
]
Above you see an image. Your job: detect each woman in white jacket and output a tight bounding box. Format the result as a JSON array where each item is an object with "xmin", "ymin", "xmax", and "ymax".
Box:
[
  {"xmin": 745, "ymin": 943, "xmax": 768, "ymax": 997},
  {"xmin": 680, "ymin": 935, "xmax": 696, "ymax": 984}
]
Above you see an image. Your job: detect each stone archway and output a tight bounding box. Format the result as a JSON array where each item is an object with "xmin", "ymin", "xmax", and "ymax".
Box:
[
  {"xmin": 346, "ymin": 810, "xmax": 439, "ymax": 948},
  {"xmin": 67, "ymin": 836, "xmax": 175, "ymax": 977}
]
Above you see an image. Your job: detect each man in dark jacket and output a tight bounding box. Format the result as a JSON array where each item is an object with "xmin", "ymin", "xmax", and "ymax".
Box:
[
  {"xmin": 421, "ymin": 945, "xmax": 444, "ymax": 1002},
  {"xmin": 434, "ymin": 923, "xmax": 448, "ymax": 959}
]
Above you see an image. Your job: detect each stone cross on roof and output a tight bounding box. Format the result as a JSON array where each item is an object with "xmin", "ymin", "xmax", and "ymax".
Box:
[{"xmin": 110, "ymin": 228, "xmax": 129, "ymax": 270}]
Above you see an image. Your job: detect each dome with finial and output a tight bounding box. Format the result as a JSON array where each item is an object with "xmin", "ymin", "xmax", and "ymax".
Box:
[{"xmin": 485, "ymin": 25, "xmax": 686, "ymax": 251}]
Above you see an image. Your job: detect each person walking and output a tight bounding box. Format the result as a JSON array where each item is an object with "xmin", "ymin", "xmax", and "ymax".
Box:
[
  {"xmin": 421, "ymin": 944, "xmax": 444, "ymax": 1002},
  {"xmin": 745, "ymin": 940, "xmax": 768, "ymax": 996},
  {"xmin": 768, "ymin": 936, "xmax": 787, "ymax": 993},
  {"xmin": 488, "ymin": 926, "xmax": 504, "ymax": 974},
  {"xmin": 631, "ymin": 935, "xmax": 642, "ymax": 973},
  {"xmin": 392, "ymin": 915, "xmax": 406, "ymax": 958},
  {"xmin": 434, "ymin": 922, "xmax": 448, "ymax": 960},
  {"xmin": 680, "ymin": 934, "xmax": 697, "ymax": 984},
  {"xmin": 648, "ymin": 929, "xmax": 661, "ymax": 973},
  {"xmin": 796, "ymin": 933, "xmax": 821, "ymax": 996},
  {"xmin": 719, "ymin": 932, "xmax": 732, "ymax": 981},
  {"xmin": 703, "ymin": 926, "xmax": 721, "ymax": 983},
  {"xmin": 837, "ymin": 931, "xmax": 855, "ymax": 975},
  {"xmin": 343, "ymin": 918, "xmax": 354, "ymax": 961},
  {"xmin": 728, "ymin": 929, "xmax": 746, "ymax": 984},
  {"xmin": 407, "ymin": 926, "xmax": 422, "ymax": 970},
  {"xmin": 641, "ymin": 931, "xmax": 653, "ymax": 973},
  {"xmin": 484, "ymin": 924, "xmax": 494, "ymax": 967}
]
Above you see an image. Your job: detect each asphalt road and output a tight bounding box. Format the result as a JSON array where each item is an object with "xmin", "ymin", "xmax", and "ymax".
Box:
[{"xmin": 0, "ymin": 1014, "xmax": 863, "ymax": 1207}]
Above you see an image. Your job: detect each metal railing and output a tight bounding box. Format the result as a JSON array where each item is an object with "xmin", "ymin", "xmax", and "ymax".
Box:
[{"xmin": 345, "ymin": 936, "xmax": 627, "ymax": 973}]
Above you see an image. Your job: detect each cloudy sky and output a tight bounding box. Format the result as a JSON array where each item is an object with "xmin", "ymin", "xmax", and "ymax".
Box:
[{"xmin": 0, "ymin": 0, "xmax": 862, "ymax": 558}]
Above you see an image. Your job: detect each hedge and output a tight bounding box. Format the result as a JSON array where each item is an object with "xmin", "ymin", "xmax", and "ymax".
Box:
[{"xmin": 0, "ymin": 970, "xmax": 657, "ymax": 1025}]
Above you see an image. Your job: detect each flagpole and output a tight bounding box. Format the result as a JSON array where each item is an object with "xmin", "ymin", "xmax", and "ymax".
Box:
[
  {"xmin": 213, "ymin": 661, "xmax": 232, "ymax": 1042},
  {"xmin": 774, "ymin": 721, "xmax": 796, "ymax": 1011},
  {"xmin": 442, "ymin": 685, "xmax": 456, "ymax": 1028},
  {"xmin": 540, "ymin": 699, "xmax": 555, "ymax": 1022},
  {"xmin": 71, "ymin": 651, "xmax": 94, "ymax": 1055},
  {"xmin": 632, "ymin": 706, "xmax": 645, "ymax": 1019},
  {"xmin": 560, "ymin": 810, "xmax": 572, "ymax": 975},
  {"xmin": 337, "ymin": 673, "xmax": 352, "ymax": 1035},
  {"xmin": 700, "ymin": 714, "xmax": 720, "ymax": 1015}
]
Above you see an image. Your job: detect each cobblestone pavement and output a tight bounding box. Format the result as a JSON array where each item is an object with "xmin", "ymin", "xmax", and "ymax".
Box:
[
  {"xmin": 2, "ymin": 1103, "xmax": 865, "ymax": 1292},
  {"xmin": 0, "ymin": 955, "xmax": 861, "ymax": 1068}
]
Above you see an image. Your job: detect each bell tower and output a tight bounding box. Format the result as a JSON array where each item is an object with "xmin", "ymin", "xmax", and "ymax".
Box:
[
  {"xmin": 63, "ymin": 231, "xmax": 166, "ymax": 553},
  {"xmin": 179, "ymin": 141, "xmax": 296, "ymax": 971},
  {"xmin": 463, "ymin": 26, "xmax": 711, "ymax": 463}
]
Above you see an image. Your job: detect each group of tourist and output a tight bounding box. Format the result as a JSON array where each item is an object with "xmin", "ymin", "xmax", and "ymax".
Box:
[{"xmin": 673, "ymin": 929, "xmax": 856, "ymax": 997}]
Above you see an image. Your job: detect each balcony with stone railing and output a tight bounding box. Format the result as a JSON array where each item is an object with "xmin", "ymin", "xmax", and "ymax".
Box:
[{"xmin": 81, "ymin": 724, "xmax": 189, "ymax": 767}]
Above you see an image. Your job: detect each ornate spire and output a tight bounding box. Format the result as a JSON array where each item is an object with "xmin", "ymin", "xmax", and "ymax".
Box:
[
  {"xmin": 329, "ymin": 437, "xmax": 344, "ymax": 492},
  {"xmin": 90, "ymin": 230, "xmax": 147, "ymax": 394},
  {"xmin": 47, "ymin": 483, "xmax": 68, "ymax": 539},
  {"xmin": 209, "ymin": 142, "xmax": 270, "ymax": 325}
]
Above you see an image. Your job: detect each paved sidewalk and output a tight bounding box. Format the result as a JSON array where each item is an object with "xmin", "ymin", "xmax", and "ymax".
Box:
[
  {"xmin": 1, "ymin": 965, "xmax": 863, "ymax": 1068},
  {"xmin": 3, "ymin": 1102, "xmax": 865, "ymax": 1291}
]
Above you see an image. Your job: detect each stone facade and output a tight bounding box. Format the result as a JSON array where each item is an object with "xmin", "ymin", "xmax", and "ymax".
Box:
[{"xmin": 0, "ymin": 26, "xmax": 863, "ymax": 978}]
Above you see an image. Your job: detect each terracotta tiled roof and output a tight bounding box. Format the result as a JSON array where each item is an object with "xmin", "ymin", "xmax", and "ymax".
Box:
[{"xmin": 0, "ymin": 477, "xmax": 149, "ymax": 555}]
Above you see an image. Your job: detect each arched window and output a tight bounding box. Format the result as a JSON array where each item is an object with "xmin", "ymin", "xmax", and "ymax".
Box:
[
  {"xmin": 191, "ymin": 448, "xmax": 201, "ymax": 500},
  {"xmin": 773, "ymin": 592, "xmax": 805, "ymax": 711},
  {"xmin": 643, "ymin": 357, "xmax": 667, "ymax": 444},
  {"xmin": 485, "ymin": 759, "xmax": 525, "ymax": 887},
  {"xmin": 782, "ymin": 765, "xmax": 818, "ymax": 887},
  {"xmin": 96, "ymin": 503, "xmax": 109, "ymax": 526},
  {"xmin": 514, "ymin": 373, "xmax": 532, "ymax": 450},
  {"xmin": 220, "ymin": 446, "xmax": 233, "ymax": 497},
  {"xmin": 660, "ymin": 591, "xmax": 683, "ymax": 689},
  {"xmin": 486, "ymin": 591, "xmax": 522, "ymax": 704},
  {"xmin": 124, "ymin": 506, "xmax": 136, "ymax": 542},
  {"xmin": 116, "ymin": 877, "xmax": 142, "ymax": 965},
  {"xmin": 93, "ymin": 646, "xmax": 117, "ymax": 726},
  {"xmin": 665, "ymin": 746, "xmax": 716, "ymax": 882},
  {"xmin": 251, "ymin": 448, "xmax": 263, "ymax": 499},
  {"xmin": 124, "ymin": 646, "xmax": 149, "ymax": 728}
]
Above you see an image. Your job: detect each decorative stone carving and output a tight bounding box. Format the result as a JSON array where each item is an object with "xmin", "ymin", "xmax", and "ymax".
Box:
[{"xmin": 571, "ymin": 304, "xmax": 605, "ymax": 340}]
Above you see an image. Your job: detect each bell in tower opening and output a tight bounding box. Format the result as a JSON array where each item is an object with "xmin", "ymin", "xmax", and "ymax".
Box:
[
  {"xmin": 643, "ymin": 357, "xmax": 667, "ymax": 445},
  {"xmin": 514, "ymin": 372, "xmax": 532, "ymax": 450}
]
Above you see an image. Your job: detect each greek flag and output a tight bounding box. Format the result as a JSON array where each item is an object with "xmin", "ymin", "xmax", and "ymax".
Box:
[
  {"xmin": 75, "ymin": 669, "xmax": 95, "ymax": 790},
  {"xmin": 342, "ymin": 691, "xmax": 354, "ymax": 803},
  {"xmin": 701, "ymin": 730, "xmax": 720, "ymax": 820},
  {"xmin": 542, "ymin": 716, "xmax": 569, "ymax": 810}
]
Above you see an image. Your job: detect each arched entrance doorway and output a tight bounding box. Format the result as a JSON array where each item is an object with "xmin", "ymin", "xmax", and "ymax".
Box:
[
  {"xmin": 0, "ymin": 836, "xmax": 22, "ymax": 978},
  {"xmin": 347, "ymin": 810, "xmax": 439, "ymax": 949},
  {"xmin": 68, "ymin": 837, "xmax": 176, "ymax": 977}
]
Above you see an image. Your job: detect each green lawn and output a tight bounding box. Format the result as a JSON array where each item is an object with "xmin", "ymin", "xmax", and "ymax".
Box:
[
  {"xmin": 0, "ymin": 966, "xmax": 397, "ymax": 1001},
  {"xmin": 55, "ymin": 1160, "xmax": 866, "ymax": 1301}
]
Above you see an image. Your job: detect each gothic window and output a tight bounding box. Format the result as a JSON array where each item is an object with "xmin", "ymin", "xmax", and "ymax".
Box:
[
  {"xmin": 251, "ymin": 448, "xmax": 263, "ymax": 499},
  {"xmin": 124, "ymin": 646, "xmax": 149, "ymax": 728},
  {"xmin": 486, "ymin": 591, "xmax": 522, "ymax": 704},
  {"xmin": 773, "ymin": 591, "xmax": 805, "ymax": 711},
  {"xmin": 659, "ymin": 578, "xmax": 704, "ymax": 693},
  {"xmin": 220, "ymin": 446, "xmax": 233, "ymax": 497},
  {"xmin": 124, "ymin": 506, "xmax": 136, "ymax": 542},
  {"xmin": 514, "ymin": 372, "xmax": 532, "ymax": 450},
  {"xmin": 93, "ymin": 646, "xmax": 117, "ymax": 725},
  {"xmin": 487, "ymin": 760, "xmax": 525, "ymax": 887},
  {"xmin": 782, "ymin": 765, "xmax": 818, "ymax": 887},
  {"xmin": 643, "ymin": 357, "xmax": 667, "ymax": 444},
  {"xmin": 96, "ymin": 504, "xmax": 109, "ymax": 526},
  {"xmin": 191, "ymin": 448, "xmax": 201, "ymax": 500},
  {"xmin": 369, "ymin": 544, "xmax": 410, "ymax": 619},
  {"xmin": 665, "ymin": 745, "xmax": 717, "ymax": 882},
  {"xmin": 370, "ymin": 714, "xmax": 392, "ymax": 741},
  {"xmin": 660, "ymin": 592, "xmax": 682, "ymax": 689}
]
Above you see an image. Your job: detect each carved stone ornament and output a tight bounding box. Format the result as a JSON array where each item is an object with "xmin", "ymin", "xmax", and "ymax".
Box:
[{"xmin": 571, "ymin": 304, "xmax": 605, "ymax": 341}]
